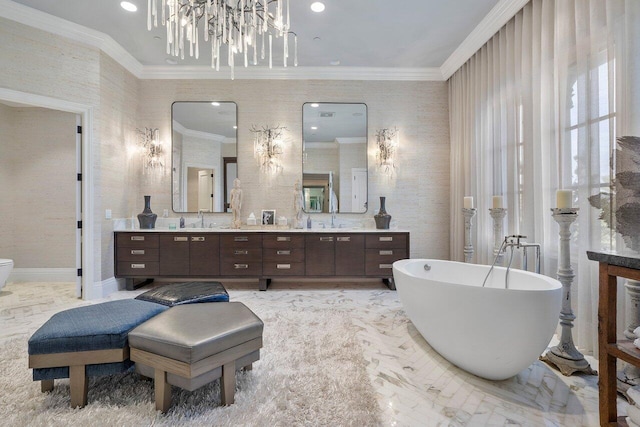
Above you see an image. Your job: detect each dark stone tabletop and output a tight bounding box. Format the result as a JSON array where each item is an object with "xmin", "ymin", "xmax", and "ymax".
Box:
[{"xmin": 587, "ymin": 250, "xmax": 640, "ymax": 270}]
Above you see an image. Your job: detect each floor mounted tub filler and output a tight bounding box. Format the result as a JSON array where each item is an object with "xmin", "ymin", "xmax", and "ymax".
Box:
[{"xmin": 392, "ymin": 259, "xmax": 562, "ymax": 381}]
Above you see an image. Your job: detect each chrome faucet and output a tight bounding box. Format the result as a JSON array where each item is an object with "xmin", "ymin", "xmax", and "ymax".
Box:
[
  {"xmin": 502, "ymin": 235, "xmax": 541, "ymax": 273},
  {"xmin": 198, "ymin": 209, "xmax": 206, "ymax": 228}
]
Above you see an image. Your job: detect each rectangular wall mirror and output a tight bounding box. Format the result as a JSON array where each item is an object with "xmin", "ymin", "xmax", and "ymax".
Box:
[
  {"xmin": 302, "ymin": 102, "xmax": 368, "ymax": 213},
  {"xmin": 172, "ymin": 101, "xmax": 237, "ymax": 213}
]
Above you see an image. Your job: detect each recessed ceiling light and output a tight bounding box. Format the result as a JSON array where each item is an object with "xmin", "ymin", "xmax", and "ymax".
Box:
[
  {"xmin": 165, "ymin": 58, "xmax": 178, "ymax": 65},
  {"xmin": 310, "ymin": 2, "xmax": 325, "ymax": 13},
  {"xmin": 211, "ymin": 102, "xmax": 221, "ymax": 106},
  {"xmin": 120, "ymin": 1, "xmax": 137, "ymax": 12},
  {"xmin": 330, "ymin": 60, "xmax": 341, "ymax": 66},
  {"xmin": 311, "ymin": 126, "xmax": 318, "ymax": 130},
  {"xmin": 310, "ymin": 103, "xmax": 319, "ymax": 108}
]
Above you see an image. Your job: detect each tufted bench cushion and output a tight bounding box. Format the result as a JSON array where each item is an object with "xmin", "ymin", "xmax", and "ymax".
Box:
[
  {"xmin": 28, "ymin": 299, "xmax": 169, "ymax": 407},
  {"xmin": 134, "ymin": 281, "xmax": 229, "ymax": 306},
  {"xmin": 129, "ymin": 302, "xmax": 263, "ymax": 412}
]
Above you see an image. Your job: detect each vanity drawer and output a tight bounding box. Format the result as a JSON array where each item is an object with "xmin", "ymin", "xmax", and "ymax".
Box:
[
  {"xmin": 365, "ymin": 234, "xmax": 407, "ymax": 249},
  {"xmin": 262, "ymin": 262, "xmax": 305, "ymax": 276},
  {"xmin": 117, "ymin": 261, "xmax": 159, "ymax": 276},
  {"xmin": 263, "ymin": 235, "xmax": 304, "ymax": 249},
  {"xmin": 221, "ymin": 234, "xmax": 262, "ymax": 248},
  {"xmin": 118, "ymin": 247, "xmax": 159, "ymax": 262},
  {"xmin": 263, "ymin": 247, "xmax": 305, "ymax": 262},
  {"xmin": 365, "ymin": 248, "xmax": 407, "ymax": 276},
  {"xmin": 220, "ymin": 261, "xmax": 262, "ymax": 276},
  {"xmin": 116, "ymin": 233, "xmax": 160, "ymax": 249},
  {"xmin": 221, "ymin": 247, "xmax": 263, "ymax": 262}
]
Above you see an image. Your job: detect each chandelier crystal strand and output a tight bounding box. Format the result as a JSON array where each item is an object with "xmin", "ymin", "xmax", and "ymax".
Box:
[{"xmin": 150, "ymin": 0, "xmax": 295, "ymax": 75}]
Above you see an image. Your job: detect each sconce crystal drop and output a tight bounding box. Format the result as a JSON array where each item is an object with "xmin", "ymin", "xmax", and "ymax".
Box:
[
  {"xmin": 137, "ymin": 127, "xmax": 164, "ymax": 173},
  {"xmin": 251, "ymin": 124, "xmax": 287, "ymax": 174},
  {"xmin": 375, "ymin": 127, "xmax": 399, "ymax": 176}
]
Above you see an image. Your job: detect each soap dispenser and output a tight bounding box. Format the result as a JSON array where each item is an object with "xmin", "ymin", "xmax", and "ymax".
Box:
[
  {"xmin": 306, "ymin": 216, "xmax": 312, "ymax": 229},
  {"xmin": 179, "ymin": 215, "xmax": 185, "ymax": 228}
]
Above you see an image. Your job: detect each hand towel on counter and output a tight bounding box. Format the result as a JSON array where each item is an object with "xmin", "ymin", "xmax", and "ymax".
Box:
[
  {"xmin": 634, "ymin": 338, "xmax": 640, "ymax": 350},
  {"xmin": 629, "ymin": 385, "xmax": 640, "ymax": 406},
  {"xmin": 628, "ymin": 403, "xmax": 640, "ymax": 426}
]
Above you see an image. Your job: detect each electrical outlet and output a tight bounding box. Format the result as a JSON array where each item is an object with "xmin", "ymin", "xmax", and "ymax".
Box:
[{"xmin": 105, "ymin": 209, "xmax": 112, "ymax": 219}]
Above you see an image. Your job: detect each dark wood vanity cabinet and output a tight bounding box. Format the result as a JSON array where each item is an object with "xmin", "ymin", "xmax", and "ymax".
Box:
[
  {"xmin": 220, "ymin": 234, "xmax": 263, "ymax": 276},
  {"xmin": 115, "ymin": 230, "xmax": 409, "ymax": 290}
]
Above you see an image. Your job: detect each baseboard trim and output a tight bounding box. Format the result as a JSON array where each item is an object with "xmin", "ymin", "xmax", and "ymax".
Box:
[
  {"xmin": 9, "ymin": 268, "xmax": 76, "ymax": 283},
  {"xmin": 95, "ymin": 277, "xmax": 123, "ymax": 299}
]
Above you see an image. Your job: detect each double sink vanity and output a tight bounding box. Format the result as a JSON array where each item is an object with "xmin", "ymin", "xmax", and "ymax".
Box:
[{"xmin": 115, "ymin": 228, "xmax": 410, "ymax": 291}]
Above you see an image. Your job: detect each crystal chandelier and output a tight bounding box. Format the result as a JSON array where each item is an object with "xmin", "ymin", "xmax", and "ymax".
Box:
[
  {"xmin": 375, "ymin": 127, "xmax": 399, "ymax": 176},
  {"xmin": 251, "ymin": 124, "xmax": 287, "ymax": 174},
  {"xmin": 147, "ymin": 0, "xmax": 297, "ymax": 79}
]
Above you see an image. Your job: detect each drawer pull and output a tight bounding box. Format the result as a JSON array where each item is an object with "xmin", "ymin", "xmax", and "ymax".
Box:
[
  {"xmin": 234, "ymin": 236, "xmax": 249, "ymax": 242},
  {"xmin": 319, "ymin": 236, "xmax": 334, "ymax": 242},
  {"xmin": 277, "ymin": 264, "xmax": 291, "ymax": 269},
  {"xmin": 130, "ymin": 249, "xmax": 145, "ymax": 255},
  {"xmin": 337, "ymin": 237, "xmax": 351, "ymax": 242},
  {"xmin": 191, "ymin": 236, "xmax": 205, "ymax": 242},
  {"xmin": 131, "ymin": 236, "xmax": 145, "ymax": 241},
  {"xmin": 379, "ymin": 264, "xmax": 393, "ymax": 269},
  {"xmin": 174, "ymin": 236, "xmax": 188, "ymax": 242},
  {"xmin": 379, "ymin": 250, "xmax": 394, "ymax": 255},
  {"xmin": 234, "ymin": 264, "xmax": 249, "ymax": 269},
  {"xmin": 379, "ymin": 236, "xmax": 393, "ymax": 242},
  {"xmin": 276, "ymin": 250, "xmax": 291, "ymax": 255},
  {"xmin": 234, "ymin": 250, "xmax": 249, "ymax": 255},
  {"xmin": 131, "ymin": 263, "xmax": 146, "ymax": 269},
  {"xmin": 276, "ymin": 236, "xmax": 291, "ymax": 242}
]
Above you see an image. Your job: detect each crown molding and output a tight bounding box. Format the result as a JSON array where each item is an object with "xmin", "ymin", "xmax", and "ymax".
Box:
[
  {"xmin": 2, "ymin": 0, "xmax": 524, "ymax": 82},
  {"xmin": 0, "ymin": 0, "xmax": 143, "ymax": 77},
  {"xmin": 173, "ymin": 121, "xmax": 228, "ymax": 142},
  {"xmin": 140, "ymin": 65, "xmax": 444, "ymax": 81},
  {"xmin": 440, "ymin": 0, "xmax": 530, "ymax": 80}
]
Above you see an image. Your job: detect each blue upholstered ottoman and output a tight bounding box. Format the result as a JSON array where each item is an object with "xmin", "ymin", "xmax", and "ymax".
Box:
[{"xmin": 28, "ymin": 299, "xmax": 168, "ymax": 407}]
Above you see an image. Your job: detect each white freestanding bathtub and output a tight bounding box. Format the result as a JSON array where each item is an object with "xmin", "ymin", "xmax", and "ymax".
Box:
[{"xmin": 393, "ymin": 259, "xmax": 562, "ymax": 381}]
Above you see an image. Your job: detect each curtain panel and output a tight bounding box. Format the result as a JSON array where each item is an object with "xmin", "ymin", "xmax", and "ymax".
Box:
[{"xmin": 449, "ymin": 0, "xmax": 639, "ymax": 355}]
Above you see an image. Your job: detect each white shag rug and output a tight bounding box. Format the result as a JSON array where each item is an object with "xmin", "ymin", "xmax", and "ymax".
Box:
[{"xmin": 0, "ymin": 306, "xmax": 381, "ymax": 426}]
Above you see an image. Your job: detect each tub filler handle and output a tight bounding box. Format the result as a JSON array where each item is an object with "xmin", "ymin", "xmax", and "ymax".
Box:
[{"xmin": 424, "ymin": 263, "xmax": 431, "ymax": 271}]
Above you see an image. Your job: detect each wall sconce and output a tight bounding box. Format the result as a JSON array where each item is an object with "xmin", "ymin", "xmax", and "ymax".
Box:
[
  {"xmin": 375, "ymin": 127, "xmax": 399, "ymax": 176},
  {"xmin": 251, "ymin": 124, "xmax": 287, "ymax": 174},
  {"xmin": 136, "ymin": 127, "xmax": 163, "ymax": 173}
]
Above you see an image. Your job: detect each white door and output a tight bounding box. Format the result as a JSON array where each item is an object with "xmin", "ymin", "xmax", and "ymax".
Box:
[
  {"xmin": 352, "ymin": 168, "xmax": 368, "ymax": 213},
  {"xmin": 198, "ymin": 170, "xmax": 214, "ymax": 212},
  {"xmin": 75, "ymin": 114, "xmax": 82, "ymax": 298}
]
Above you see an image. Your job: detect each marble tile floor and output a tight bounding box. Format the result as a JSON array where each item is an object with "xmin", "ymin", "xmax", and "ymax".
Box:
[{"xmin": 0, "ymin": 280, "xmax": 626, "ymax": 426}]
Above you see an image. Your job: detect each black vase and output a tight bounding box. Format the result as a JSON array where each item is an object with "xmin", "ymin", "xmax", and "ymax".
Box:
[
  {"xmin": 137, "ymin": 195, "xmax": 157, "ymax": 229},
  {"xmin": 374, "ymin": 196, "xmax": 392, "ymax": 229}
]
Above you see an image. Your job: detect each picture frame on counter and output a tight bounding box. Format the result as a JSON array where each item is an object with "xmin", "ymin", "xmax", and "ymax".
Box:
[{"xmin": 261, "ymin": 209, "xmax": 276, "ymax": 226}]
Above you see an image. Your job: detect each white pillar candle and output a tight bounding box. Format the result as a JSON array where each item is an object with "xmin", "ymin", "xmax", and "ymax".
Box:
[
  {"xmin": 492, "ymin": 196, "xmax": 503, "ymax": 209},
  {"xmin": 556, "ymin": 189, "xmax": 573, "ymax": 208},
  {"xmin": 464, "ymin": 196, "xmax": 474, "ymax": 209}
]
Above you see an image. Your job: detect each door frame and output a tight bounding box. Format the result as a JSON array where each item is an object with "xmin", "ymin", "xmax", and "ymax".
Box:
[{"xmin": 0, "ymin": 87, "xmax": 95, "ymax": 300}]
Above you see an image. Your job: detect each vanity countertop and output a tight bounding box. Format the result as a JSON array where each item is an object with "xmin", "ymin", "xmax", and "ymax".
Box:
[
  {"xmin": 586, "ymin": 250, "xmax": 640, "ymax": 270},
  {"xmin": 116, "ymin": 227, "xmax": 410, "ymax": 234}
]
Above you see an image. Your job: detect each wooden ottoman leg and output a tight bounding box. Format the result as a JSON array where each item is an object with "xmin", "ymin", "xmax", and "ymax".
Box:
[
  {"xmin": 41, "ymin": 379, "xmax": 54, "ymax": 392},
  {"xmin": 69, "ymin": 365, "xmax": 88, "ymax": 408},
  {"xmin": 221, "ymin": 362, "xmax": 236, "ymax": 405},
  {"xmin": 155, "ymin": 369, "xmax": 172, "ymax": 413}
]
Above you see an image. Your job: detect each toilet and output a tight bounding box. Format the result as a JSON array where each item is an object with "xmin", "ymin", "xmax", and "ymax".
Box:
[{"xmin": 0, "ymin": 259, "xmax": 13, "ymax": 291}]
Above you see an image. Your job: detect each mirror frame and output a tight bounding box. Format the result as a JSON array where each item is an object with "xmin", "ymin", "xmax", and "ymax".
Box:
[
  {"xmin": 301, "ymin": 102, "xmax": 368, "ymax": 214},
  {"xmin": 171, "ymin": 101, "xmax": 238, "ymax": 213}
]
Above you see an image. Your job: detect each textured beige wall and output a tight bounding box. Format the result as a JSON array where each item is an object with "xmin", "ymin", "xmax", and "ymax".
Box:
[
  {"xmin": 137, "ymin": 80, "xmax": 451, "ymax": 259},
  {"xmin": 1, "ymin": 17, "xmax": 451, "ymax": 285},
  {"xmin": 0, "ymin": 106, "xmax": 76, "ymax": 267}
]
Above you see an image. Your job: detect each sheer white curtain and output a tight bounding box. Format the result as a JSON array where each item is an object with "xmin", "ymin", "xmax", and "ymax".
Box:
[{"xmin": 449, "ymin": 0, "xmax": 639, "ymax": 355}]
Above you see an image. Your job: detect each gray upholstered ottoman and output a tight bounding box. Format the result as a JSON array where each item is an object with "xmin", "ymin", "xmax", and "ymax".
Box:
[
  {"xmin": 129, "ymin": 302, "xmax": 263, "ymax": 413},
  {"xmin": 28, "ymin": 299, "xmax": 169, "ymax": 407}
]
